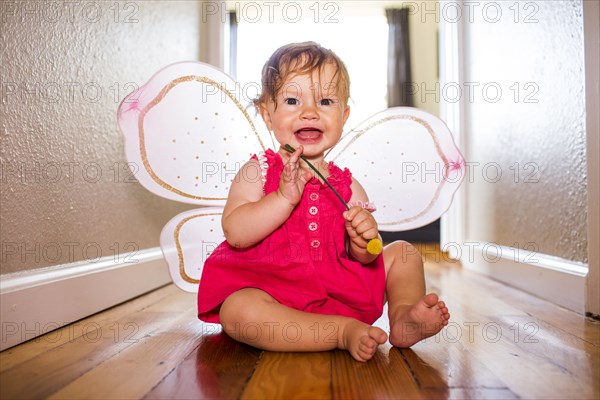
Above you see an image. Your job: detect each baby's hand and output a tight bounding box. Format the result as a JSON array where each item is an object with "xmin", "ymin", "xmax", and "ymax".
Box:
[
  {"xmin": 344, "ymin": 206, "xmax": 379, "ymax": 250},
  {"xmin": 277, "ymin": 145, "xmax": 312, "ymax": 207}
]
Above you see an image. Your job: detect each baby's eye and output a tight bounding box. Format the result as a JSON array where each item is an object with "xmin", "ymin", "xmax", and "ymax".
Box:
[
  {"xmin": 320, "ymin": 98, "xmax": 335, "ymax": 106},
  {"xmin": 284, "ymin": 98, "xmax": 298, "ymax": 105}
]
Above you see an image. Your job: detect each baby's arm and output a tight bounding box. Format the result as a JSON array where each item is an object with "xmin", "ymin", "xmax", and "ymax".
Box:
[
  {"xmin": 222, "ymin": 147, "xmax": 311, "ymax": 248},
  {"xmin": 345, "ymin": 178, "xmax": 381, "ymax": 264}
]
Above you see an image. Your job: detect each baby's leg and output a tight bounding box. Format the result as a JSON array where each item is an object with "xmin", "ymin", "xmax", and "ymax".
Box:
[
  {"xmin": 219, "ymin": 288, "xmax": 387, "ymax": 361},
  {"xmin": 383, "ymin": 241, "xmax": 450, "ymax": 347}
]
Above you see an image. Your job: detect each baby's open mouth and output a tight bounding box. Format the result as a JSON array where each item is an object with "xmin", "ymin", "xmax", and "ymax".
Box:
[{"xmin": 294, "ymin": 127, "xmax": 323, "ymax": 141}]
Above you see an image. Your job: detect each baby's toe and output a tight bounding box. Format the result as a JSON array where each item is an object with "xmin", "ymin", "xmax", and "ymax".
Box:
[
  {"xmin": 359, "ymin": 336, "xmax": 376, "ymax": 351},
  {"xmin": 368, "ymin": 327, "xmax": 388, "ymax": 344},
  {"xmin": 358, "ymin": 346, "xmax": 376, "ymax": 361},
  {"xmin": 423, "ymin": 293, "xmax": 440, "ymax": 307}
]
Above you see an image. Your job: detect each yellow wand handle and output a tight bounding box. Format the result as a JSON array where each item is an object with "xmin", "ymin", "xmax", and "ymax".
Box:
[{"xmin": 284, "ymin": 144, "xmax": 383, "ymax": 255}]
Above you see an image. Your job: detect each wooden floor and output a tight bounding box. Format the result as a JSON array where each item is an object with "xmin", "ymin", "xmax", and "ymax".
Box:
[{"xmin": 1, "ymin": 246, "xmax": 599, "ymax": 399}]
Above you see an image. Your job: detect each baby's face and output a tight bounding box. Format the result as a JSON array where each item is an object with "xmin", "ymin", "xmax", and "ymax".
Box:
[{"xmin": 260, "ymin": 63, "xmax": 350, "ymax": 160}]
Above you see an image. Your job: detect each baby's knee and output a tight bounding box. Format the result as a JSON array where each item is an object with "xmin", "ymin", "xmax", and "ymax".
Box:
[{"xmin": 219, "ymin": 288, "xmax": 271, "ymax": 329}]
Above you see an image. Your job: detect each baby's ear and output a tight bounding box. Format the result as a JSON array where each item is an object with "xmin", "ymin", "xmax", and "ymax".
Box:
[
  {"xmin": 258, "ymin": 103, "xmax": 274, "ymax": 131},
  {"xmin": 343, "ymin": 104, "xmax": 350, "ymax": 124}
]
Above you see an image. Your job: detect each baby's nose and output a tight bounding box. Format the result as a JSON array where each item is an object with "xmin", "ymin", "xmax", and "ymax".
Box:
[{"xmin": 300, "ymin": 104, "xmax": 318, "ymax": 119}]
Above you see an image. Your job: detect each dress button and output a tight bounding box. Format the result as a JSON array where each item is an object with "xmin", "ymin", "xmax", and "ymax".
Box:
[
  {"xmin": 311, "ymin": 239, "xmax": 320, "ymax": 248},
  {"xmin": 309, "ymin": 193, "xmax": 319, "ymax": 201},
  {"xmin": 309, "ymin": 222, "xmax": 318, "ymax": 231},
  {"xmin": 309, "ymin": 206, "xmax": 318, "ymax": 215}
]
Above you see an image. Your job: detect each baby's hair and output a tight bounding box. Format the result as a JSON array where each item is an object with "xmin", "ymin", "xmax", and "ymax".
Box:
[{"xmin": 254, "ymin": 41, "xmax": 350, "ymax": 110}]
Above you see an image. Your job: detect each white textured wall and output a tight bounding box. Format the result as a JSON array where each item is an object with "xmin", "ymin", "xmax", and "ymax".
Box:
[
  {"xmin": 463, "ymin": 0, "xmax": 587, "ymax": 262},
  {"xmin": 1, "ymin": 1, "xmax": 202, "ymax": 274}
]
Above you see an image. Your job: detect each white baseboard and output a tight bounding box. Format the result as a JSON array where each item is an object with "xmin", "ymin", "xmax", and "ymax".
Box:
[
  {"xmin": 460, "ymin": 243, "xmax": 587, "ymax": 314},
  {"xmin": 0, "ymin": 247, "xmax": 171, "ymax": 351}
]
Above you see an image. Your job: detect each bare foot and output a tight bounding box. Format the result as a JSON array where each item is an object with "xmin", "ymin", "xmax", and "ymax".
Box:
[
  {"xmin": 339, "ymin": 319, "xmax": 388, "ymax": 362},
  {"xmin": 389, "ymin": 293, "xmax": 450, "ymax": 348}
]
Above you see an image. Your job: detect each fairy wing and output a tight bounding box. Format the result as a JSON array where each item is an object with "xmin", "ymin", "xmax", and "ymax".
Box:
[
  {"xmin": 117, "ymin": 61, "xmax": 269, "ymax": 205},
  {"xmin": 160, "ymin": 208, "xmax": 224, "ymax": 292},
  {"xmin": 118, "ymin": 62, "xmax": 270, "ymax": 291},
  {"xmin": 326, "ymin": 107, "xmax": 465, "ymax": 231}
]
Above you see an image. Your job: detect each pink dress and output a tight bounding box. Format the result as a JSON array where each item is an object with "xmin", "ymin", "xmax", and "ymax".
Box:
[{"xmin": 197, "ymin": 149, "xmax": 385, "ymax": 324}]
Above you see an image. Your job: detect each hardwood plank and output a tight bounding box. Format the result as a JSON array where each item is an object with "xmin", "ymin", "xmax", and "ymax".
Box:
[
  {"xmin": 0, "ymin": 284, "xmax": 177, "ymax": 373},
  {"xmin": 458, "ymin": 321, "xmax": 594, "ymax": 399},
  {"xmin": 423, "ymin": 262, "xmax": 599, "ymax": 399},
  {"xmin": 331, "ymin": 344, "xmax": 422, "ymax": 399},
  {"xmin": 145, "ymin": 331, "xmax": 261, "ymax": 400},
  {"xmin": 398, "ymin": 344, "xmax": 508, "ymax": 391},
  {"xmin": 397, "ymin": 341, "xmax": 521, "ymax": 400},
  {"xmin": 48, "ymin": 307, "xmax": 203, "ymax": 399},
  {"xmin": 0, "ymin": 289, "xmax": 195, "ymax": 399},
  {"xmin": 242, "ymin": 351, "xmax": 331, "ymax": 399},
  {"xmin": 420, "ymin": 388, "xmax": 518, "ymax": 400},
  {"xmin": 423, "ymin": 254, "xmax": 600, "ymax": 346},
  {"xmin": 473, "ymin": 270, "xmax": 600, "ymax": 346},
  {"xmin": 490, "ymin": 314, "xmax": 600, "ymax": 398},
  {"xmin": 396, "ymin": 348, "xmax": 447, "ymax": 390}
]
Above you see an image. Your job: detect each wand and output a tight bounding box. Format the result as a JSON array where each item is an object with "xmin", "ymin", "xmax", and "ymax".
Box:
[{"xmin": 284, "ymin": 144, "xmax": 383, "ymax": 255}]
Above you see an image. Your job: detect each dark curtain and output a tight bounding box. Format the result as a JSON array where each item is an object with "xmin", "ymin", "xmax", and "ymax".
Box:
[{"xmin": 386, "ymin": 8, "xmax": 414, "ymax": 107}]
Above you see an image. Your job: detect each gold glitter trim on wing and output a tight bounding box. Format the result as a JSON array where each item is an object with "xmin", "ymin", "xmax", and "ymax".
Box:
[
  {"xmin": 139, "ymin": 75, "xmax": 266, "ymax": 201},
  {"xmin": 329, "ymin": 115, "xmax": 449, "ymax": 227},
  {"xmin": 174, "ymin": 212, "xmax": 223, "ymax": 284}
]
